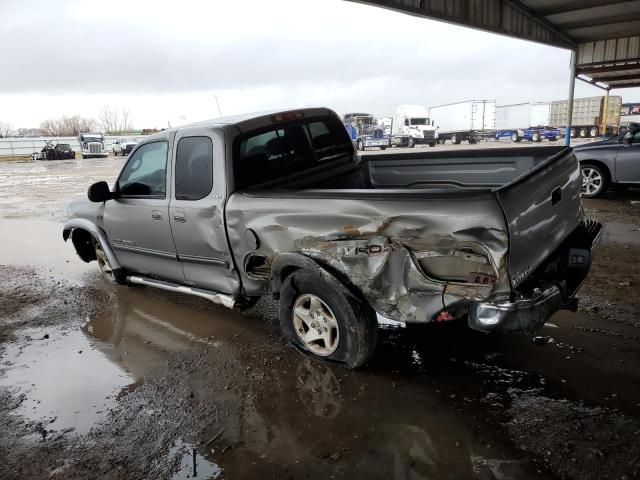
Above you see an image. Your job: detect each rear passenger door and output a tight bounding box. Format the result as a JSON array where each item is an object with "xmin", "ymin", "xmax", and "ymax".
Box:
[{"xmin": 169, "ymin": 127, "xmax": 241, "ymax": 294}]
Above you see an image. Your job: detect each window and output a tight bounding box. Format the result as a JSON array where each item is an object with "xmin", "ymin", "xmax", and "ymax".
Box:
[
  {"xmin": 175, "ymin": 136, "xmax": 214, "ymax": 200},
  {"xmin": 235, "ymin": 117, "xmax": 352, "ymax": 189},
  {"xmin": 117, "ymin": 141, "xmax": 167, "ymax": 197},
  {"xmin": 410, "ymin": 118, "xmax": 429, "ymax": 126}
]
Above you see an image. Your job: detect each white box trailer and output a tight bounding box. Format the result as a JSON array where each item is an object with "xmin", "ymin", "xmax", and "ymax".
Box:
[
  {"xmin": 429, "ymin": 100, "xmax": 496, "ymax": 144},
  {"xmin": 549, "ymin": 95, "xmax": 622, "ymax": 138},
  {"xmin": 495, "ymin": 103, "xmax": 561, "ymax": 142}
]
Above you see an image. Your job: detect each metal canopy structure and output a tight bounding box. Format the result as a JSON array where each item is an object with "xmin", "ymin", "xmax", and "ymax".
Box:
[
  {"xmin": 349, "ymin": 0, "xmax": 640, "ymax": 90},
  {"xmin": 349, "ymin": 0, "xmax": 640, "ymax": 143}
]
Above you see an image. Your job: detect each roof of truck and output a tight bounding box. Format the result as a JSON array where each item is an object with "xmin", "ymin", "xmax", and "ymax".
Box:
[{"xmin": 178, "ymin": 107, "xmax": 335, "ymax": 131}]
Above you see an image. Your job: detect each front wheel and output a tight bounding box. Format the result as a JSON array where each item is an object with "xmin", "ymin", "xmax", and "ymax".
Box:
[
  {"xmin": 531, "ymin": 132, "xmax": 541, "ymax": 142},
  {"xmin": 407, "ymin": 137, "xmax": 415, "ymax": 148},
  {"xmin": 93, "ymin": 239, "xmax": 125, "ymax": 284},
  {"xmin": 429, "ymin": 142, "xmax": 436, "ymax": 147},
  {"xmin": 581, "ymin": 164, "xmax": 608, "ymax": 198},
  {"xmin": 279, "ymin": 269, "xmax": 378, "ymax": 369}
]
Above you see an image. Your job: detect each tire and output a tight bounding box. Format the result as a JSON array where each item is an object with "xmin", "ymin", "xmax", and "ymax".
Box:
[
  {"xmin": 407, "ymin": 137, "xmax": 415, "ymax": 148},
  {"xmin": 511, "ymin": 132, "xmax": 519, "ymax": 142},
  {"xmin": 469, "ymin": 138, "xmax": 477, "ymax": 144},
  {"xmin": 548, "ymin": 136, "xmax": 558, "ymax": 142},
  {"xmin": 531, "ymin": 132, "xmax": 541, "ymax": 142},
  {"xmin": 590, "ymin": 127, "xmax": 599, "ymax": 137},
  {"xmin": 380, "ymin": 146, "xmax": 387, "ymax": 151},
  {"xmin": 579, "ymin": 128, "xmax": 587, "ymax": 138},
  {"xmin": 279, "ymin": 269, "xmax": 378, "ymax": 369},
  {"xmin": 429, "ymin": 142, "xmax": 436, "ymax": 147},
  {"xmin": 357, "ymin": 139, "xmax": 364, "ymax": 151},
  {"xmin": 570, "ymin": 128, "xmax": 576, "ymax": 138},
  {"xmin": 581, "ymin": 163, "xmax": 608, "ymax": 198},
  {"xmin": 452, "ymin": 134, "xmax": 461, "ymax": 145},
  {"xmin": 93, "ymin": 239, "xmax": 126, "ymax": 284}
]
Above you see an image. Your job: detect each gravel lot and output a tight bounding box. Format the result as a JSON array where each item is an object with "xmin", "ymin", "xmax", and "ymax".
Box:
[{"xmin": 0, "ymin": 144, "xmax": 639, "ymax": 479}]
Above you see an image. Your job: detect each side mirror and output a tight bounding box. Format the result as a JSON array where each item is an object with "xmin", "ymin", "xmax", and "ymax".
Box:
[{"xmin": 88, "ymin": 181, "xmax": 112, "ymax": 202}]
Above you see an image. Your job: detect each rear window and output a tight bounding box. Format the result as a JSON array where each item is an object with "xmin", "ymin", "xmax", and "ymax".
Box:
[{"xmin": 234, "ymin": 116, "xmax": 352, "ymax": 189}]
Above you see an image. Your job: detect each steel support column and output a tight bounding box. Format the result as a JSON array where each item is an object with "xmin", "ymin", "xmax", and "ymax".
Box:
[{"xmin": 565, "ymin": 50, "xmax": 577, "ymax": 146}]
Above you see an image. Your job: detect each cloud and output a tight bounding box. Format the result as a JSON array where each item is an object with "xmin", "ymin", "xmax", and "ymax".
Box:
[{"xmin": 1, "ymin": 0, "xmax": 638, "ymax": 127}]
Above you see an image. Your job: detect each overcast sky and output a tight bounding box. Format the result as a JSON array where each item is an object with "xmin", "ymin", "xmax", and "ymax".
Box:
[{"xmin": 2, "ymin": 0, "xmax": 639, "ymax": 129}]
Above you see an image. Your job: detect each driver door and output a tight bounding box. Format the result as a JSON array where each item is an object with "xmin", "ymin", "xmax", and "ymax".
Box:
[
  {"xmin": 615, "ymin": 130, "xmax": 640, "ymax": 183},
  {"xmin": 103, "ymin": 136, "xmax": 184, "ymax": 283}
]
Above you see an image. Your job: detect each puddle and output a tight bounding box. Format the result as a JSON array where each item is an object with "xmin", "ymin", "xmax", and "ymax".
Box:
[
  {"xmin": 602, "ymin": 221, "xmax": 640, "ymax": 246},
  {"xmin": 169, "ymin": 440, "xmax": 222, "ymax": 479},
  {"xmin": 0, "ymin": 327, "xmax": 132, "ymax": 434},
  {"xmin": 0, "ymin": 219, "xmax": 92, "ymax": 282}
]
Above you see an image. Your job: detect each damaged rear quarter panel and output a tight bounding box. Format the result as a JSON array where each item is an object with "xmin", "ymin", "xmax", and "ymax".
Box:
[{"xmin": 225, "ymin": 190, "xmax": 511, "ymax": 323}]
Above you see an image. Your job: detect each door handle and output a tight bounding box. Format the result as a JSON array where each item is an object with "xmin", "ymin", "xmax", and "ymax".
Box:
[
  {"xmin": 173, "ymin": 212, "xmax": 187, "ymax": 223},
  {"xmin": 151, "ymin": 210, "xmax": 163, "ymax": 221}
]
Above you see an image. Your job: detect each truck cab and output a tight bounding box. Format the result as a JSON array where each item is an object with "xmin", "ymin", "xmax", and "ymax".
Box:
[
  {"xmin": 78, "ymin": 132, "xmax": 108, "ymax": 159},
  {"xmin": 391, "ymin": 104, "xmax": 438, "ymax": 148}
]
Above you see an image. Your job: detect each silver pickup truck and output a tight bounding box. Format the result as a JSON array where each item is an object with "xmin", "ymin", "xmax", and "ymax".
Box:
[{"xmin": 64, "ymin": 108, "xmax": 601, "ymax": 368}]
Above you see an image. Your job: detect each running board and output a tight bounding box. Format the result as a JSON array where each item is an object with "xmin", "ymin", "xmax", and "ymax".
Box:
[{"xmin": 127, "ymin": 275, "xmax": 236, "ymax": 309}]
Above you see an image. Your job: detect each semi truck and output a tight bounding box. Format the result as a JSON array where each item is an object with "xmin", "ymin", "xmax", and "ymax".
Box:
[
  {"xmin": 344, "ymin": 113, "xmax": 389, "ymax": 151},
  {"xmin": 549, "ymin": 95, "xmax": 622, "ymax": 138},
  {"xmin": 429, "ymin": 100, "xmax": 496, "ymax": 144},
  {"xmin": 389, "ymin": 105, "xmax": 437, "ymax": 148},
  {"xmin": 495, "ymin": 102, "xmax": 561, "ymax": 142},
  {"xmin": 78, "ymin": 132, "xmax": 108, "ymax": 158}
]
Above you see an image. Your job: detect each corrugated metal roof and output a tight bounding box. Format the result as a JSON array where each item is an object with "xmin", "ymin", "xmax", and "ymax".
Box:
[{"xmin": 349, "ymin": 0, "xmax": 640, "ymax": 89}]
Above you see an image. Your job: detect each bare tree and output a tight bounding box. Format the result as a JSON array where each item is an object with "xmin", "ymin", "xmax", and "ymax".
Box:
[
  {"xmin": 99, "ymin": 106, "xmax": 133, "ymax": 134},
  {"xmin": 39, "ymin": 116, "xmax": 96, "ymax": 136},
  {"xmin": 0, "ymin": 121, "xmax": 14, "ymax": 138}
]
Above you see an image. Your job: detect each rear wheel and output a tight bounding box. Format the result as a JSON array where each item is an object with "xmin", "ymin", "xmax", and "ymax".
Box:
[
  {"xmin": 468, "ymin": 138, "xmax": 477, "ymax": 144},
  {"xmin": 429, "ymin": 142, "xmax": 436, "ymax": 147},
  {"xmin": 581, "ymin": 164, "xmax": 608, "ymax": 198},
  {"xmin": 357, "ymin": 139, "xmax": 364, "ymax": 151},
  {"xmin": 407, "ymin": 137, "xmax": 415, "ymax": 148},
  {"xmin": 590, "ymin": 126, "xmax": 599, "ymax": 137},
  {"xmin": 570, "ymin": 128, "xmax": 577, "ymax": 138},
  {"xmin": 451, "ymin": 134, "xmax": 461, "ymax": 145},
  {"xmin": 579, "ymin": 128, "xmax": 587, "ymax": 138},
  {"xmin": 531, "ymin": 132, "xmax": 541, "ymax": 142},
  {"xmin": 279, "ymin": 269, "xmax": 378, "ymax": 369},
  {"xmin": 511, "ymin": 132, "xmax": 519, "ymax": 142}
]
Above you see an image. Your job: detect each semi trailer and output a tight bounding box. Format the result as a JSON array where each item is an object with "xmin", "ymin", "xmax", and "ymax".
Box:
[
  {"xmin": 429, "ymin": 100, "xmax": 496, "ymax": 144},
  {"xmin": 549, "ymin": 95, "xmax": 622, "ymax": 138},
  {"xmin": 495, "ymin": 102, "xmax": 561, "ymax": 142},
  {"xmin": 344, "ymin": 113, "xmax": 389, "ymax": 151}
]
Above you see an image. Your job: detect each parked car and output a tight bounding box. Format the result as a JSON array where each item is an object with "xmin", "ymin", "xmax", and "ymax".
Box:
[
  {"xmin": 112, "ymin": 138, "xmax": 138, "ymax": 156},
  {"xmin": 31, "ymin": 141, "xmax": 75, "ymax": 161},
  {"xmin": 63, "ymin": 108, "xmax": 601, "ymax": 368},
  {"xmin": 573, "ymin": 128, "xmax": 640, "ymax": 197}
]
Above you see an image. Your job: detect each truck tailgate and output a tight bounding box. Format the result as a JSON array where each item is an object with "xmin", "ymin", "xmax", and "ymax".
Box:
[{"xmin": 496, "ymin": 147, "xmax": 582, "ymax": 288}]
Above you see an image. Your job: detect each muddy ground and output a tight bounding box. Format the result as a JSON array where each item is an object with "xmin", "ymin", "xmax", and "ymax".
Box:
[{"xmin": 0, "ymin": 153, "xmax": 639, "ymax": 480}]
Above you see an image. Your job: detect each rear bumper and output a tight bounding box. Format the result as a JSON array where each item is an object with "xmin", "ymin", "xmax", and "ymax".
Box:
[
  {"xmin": 468, "ymin": 219, "xmax": 602, "ymax": 333},
  {"xmin": 468, "ymin": 285, "xmax": 563, "ymax": 332}
]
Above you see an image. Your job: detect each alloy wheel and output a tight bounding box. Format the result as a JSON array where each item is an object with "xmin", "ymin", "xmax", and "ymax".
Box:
[{"xmin": 292, "ymin": 294, "xmax": 340, "ymax": 356}]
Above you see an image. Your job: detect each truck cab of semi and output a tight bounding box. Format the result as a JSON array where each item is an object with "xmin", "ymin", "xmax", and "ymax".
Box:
[
  {"xmin": 391, "ymin": 105, "xmax": 437, "ymax": 148},
  {"xmin": 78, "ymin": 132, "xmax": 108, "ymax": 159},
  {"xmin": 343, "ymin": 113, "xmax": 390, "ymax": 151}
]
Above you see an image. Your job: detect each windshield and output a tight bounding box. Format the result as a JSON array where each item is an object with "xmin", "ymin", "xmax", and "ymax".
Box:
[
  {"xmin": 409, "ymin": 118, "xmax": 429, "ymax": 126},
  {"xmin": 84, "ymin": 137, "xmax": 102, "ymax": 143}
]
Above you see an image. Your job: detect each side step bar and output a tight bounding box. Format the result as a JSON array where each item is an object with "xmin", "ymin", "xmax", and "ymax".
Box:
[{"xmin": 127, "ymin": 275, "xmax": 236, "ymax": 309}]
